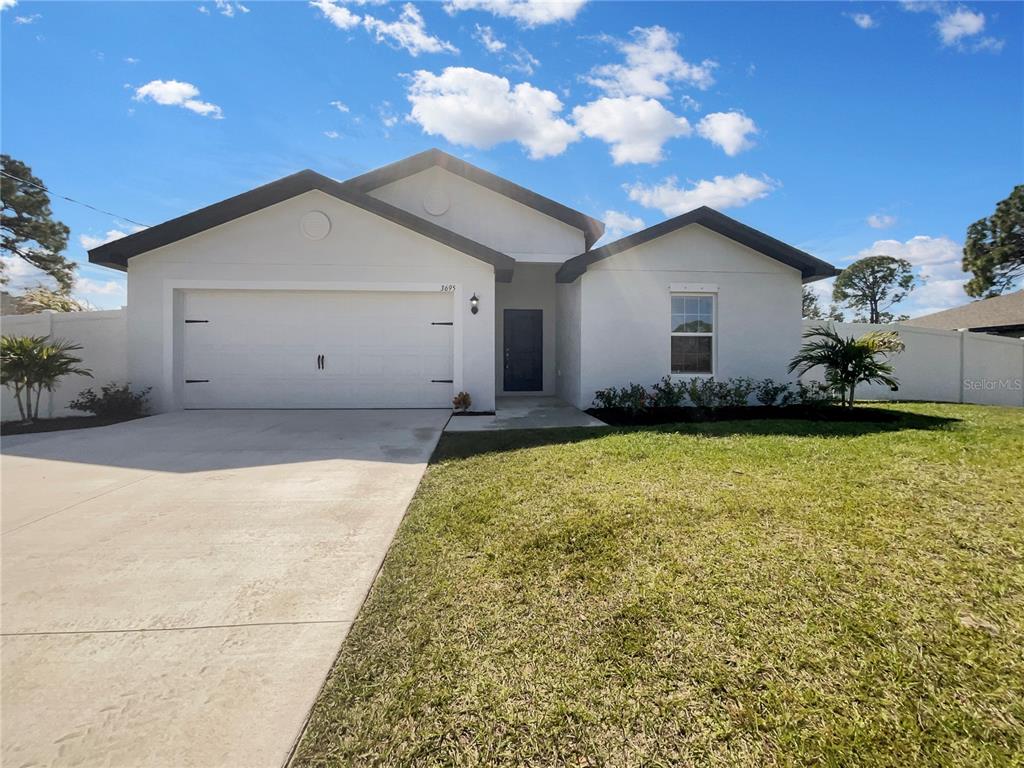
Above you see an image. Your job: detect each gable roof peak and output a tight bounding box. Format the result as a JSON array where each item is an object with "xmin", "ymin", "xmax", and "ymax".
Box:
[
  {"xmin": 343, "ymin": 148, "xmax": 606, "ymax": 249},
  {"xmin": 556, "ymin": 206, "xmax": 840, "ymax": 284}
]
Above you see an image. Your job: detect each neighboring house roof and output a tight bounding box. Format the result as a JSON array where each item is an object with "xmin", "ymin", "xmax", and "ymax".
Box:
[
  {"xmin": 87, "ymin": 169, "xmax": 517, "ymax": 282},
  {"xmin": 343, "ymin": 148, "xmax": 606, "ymax": 250},
  {"xmin": 555, "ymin": 206, "xmax": 841, "ymax": 284},
  {"xmin": 903, "ymin": 289, "xmax": 1024, "ymax": 333}
]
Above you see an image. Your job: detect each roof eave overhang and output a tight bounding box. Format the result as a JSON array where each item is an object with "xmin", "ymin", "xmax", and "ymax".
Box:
[
  {"xmin": 88, "ymin": 170, "xmax": 516, "ymax": 281},
  {"xmin": 556, "ymin": 208, "xmax": 839, "ymax": 285}
]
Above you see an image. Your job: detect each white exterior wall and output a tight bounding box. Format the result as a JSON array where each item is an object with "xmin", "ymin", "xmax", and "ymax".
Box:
[
  {"xmin": 368, "ymin": 167, "xmax": 585, "ymax": 262},
  {"xmin": 556, "ymin": 281, "xmax": 581, "ymax": 405},
  {"xmin": 1, "ymin": 309, "xmax": 128, "ymax": 420},
  {"xmin": 126, "ymin": 190, "xmax": 497, "ymax": 413},
  {"xmin": 800, "ymin": 321, "xmax": 1024, "ymax": 406},
  {"xmin": 495, "ymin": 263, "xmax": 559, "ymax": 396},
  {"xmin": 572, "ymin": 225, "xmax": 803, "ymax": 409}
]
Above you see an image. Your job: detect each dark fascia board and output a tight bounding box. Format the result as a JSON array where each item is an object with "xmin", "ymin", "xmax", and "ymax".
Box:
[
  {"xmin": 556, "ymin": 206, "xmax": 841, "ymax": 284},
  {"xmin": 88, "ymin": 169, "xmax": 516, "ymax": 282},
  {"xmin": 344, "ymin": 148, "xmax": 606, "ymax": 250}
]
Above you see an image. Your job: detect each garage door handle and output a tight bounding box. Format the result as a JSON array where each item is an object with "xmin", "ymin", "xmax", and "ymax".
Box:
[{"xmin": 316, "ymin": 354, "xmax": 324, "ymax": 370}]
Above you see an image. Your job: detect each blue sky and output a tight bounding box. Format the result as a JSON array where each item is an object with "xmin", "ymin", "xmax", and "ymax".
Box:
[{"xmin": 2, "ymin": 0, "xmax": 1021, "ymax": 314}]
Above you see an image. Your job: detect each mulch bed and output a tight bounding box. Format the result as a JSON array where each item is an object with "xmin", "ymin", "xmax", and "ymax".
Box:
[
  {"xmin": 586, "ymin": 404, "xmax": 903, "ymax": 427},
  {"xmin": 1, "ymin": 415, "xmax": 146, "ymax": 436}
]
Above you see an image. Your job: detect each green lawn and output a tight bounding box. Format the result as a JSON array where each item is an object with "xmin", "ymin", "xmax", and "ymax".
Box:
[{"xmin": 294, "ymin": 403, "xmax": 1024, "ymax": 767}]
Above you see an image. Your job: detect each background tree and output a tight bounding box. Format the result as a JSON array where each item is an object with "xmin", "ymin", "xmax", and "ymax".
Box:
[
  {"xmin": 17, "ymin": 286, "xmax": 92, "ymax": 313},
  {"xmin": 788, "ymin": 325, "xmax": 905, "ymax": 408},
  {"xmin": 1, "ymin": 335, "xmax": 91, "ymax": 422},
  {"xmin": 1, "ymin": 155, "xmax": 76, "ymax": 292},
  {"xmin": 802, "ymin": 287, "xmax": 823, "ymax": 319},
  {"xmin": 962, "ymin": 185, "xmax": 1023, "ymax": 297},
  {"xmin": 832, "ymin": 256, "xmax": 915, "ymax": 323}
]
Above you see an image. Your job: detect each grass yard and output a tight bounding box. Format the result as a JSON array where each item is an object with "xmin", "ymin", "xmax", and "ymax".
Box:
[{"xmin": 294, "ymin": 403, "xmax": 1024, "ymax": 767}]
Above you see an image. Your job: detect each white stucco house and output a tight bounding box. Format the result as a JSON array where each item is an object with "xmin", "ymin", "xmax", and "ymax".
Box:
[{"xmin": 88, "ymin": 149, "xmax": 839, "ymax": 413}]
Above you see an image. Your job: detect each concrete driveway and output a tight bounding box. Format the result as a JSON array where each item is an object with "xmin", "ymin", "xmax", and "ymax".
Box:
[{"xmin": 1, "ymin": 409, "xmax": 448, "ymax": 768}]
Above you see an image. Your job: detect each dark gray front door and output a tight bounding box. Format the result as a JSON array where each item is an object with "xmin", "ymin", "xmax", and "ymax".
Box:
[{"xmin": 503, "ymin": 309, "xmax": 543, "ymax": 391}]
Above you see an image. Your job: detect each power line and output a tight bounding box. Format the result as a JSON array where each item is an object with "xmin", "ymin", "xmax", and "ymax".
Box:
[{"xmin": 0, "ymin": 169, "xmax": 151, "ymax": 228}]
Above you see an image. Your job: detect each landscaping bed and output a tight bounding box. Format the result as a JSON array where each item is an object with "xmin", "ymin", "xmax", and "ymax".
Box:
[
  {"xmin": 587, "ymin": 403, "xmax": 903, "ymax": 426},
  {"xmin": 1, "ymin": 414, "xmax": 145, "ymax": 436},
  {"xmin": 294, "ymin": 403, "xmax": 1024, "ymax": 767}
]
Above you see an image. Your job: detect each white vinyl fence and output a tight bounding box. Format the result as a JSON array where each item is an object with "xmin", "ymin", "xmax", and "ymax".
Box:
[
  {"xmin": 801, "ymin": 321, "xmax": 1024, "ymax": 407},
  {"xmin": 1, "ymin": 309, "xmax": 128, "ymax": 421}
]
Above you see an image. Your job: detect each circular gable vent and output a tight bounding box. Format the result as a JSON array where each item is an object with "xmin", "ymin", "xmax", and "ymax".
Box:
[
  {"xmin": 422, "ymin": 186, "xmax": 450, "ymax": 217},
  {"xmin": 300, "ymin": 211, "xmax": 331, "ymax": 240}
]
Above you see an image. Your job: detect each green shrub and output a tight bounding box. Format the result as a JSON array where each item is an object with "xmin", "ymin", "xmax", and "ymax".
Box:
[
  {"xmin": 721, "ymin": 376, "xmax": 755, "ymax": 407},
  {"xmin": 683, "ymin": 377, "xmax": 729, "ymax": 409},
  {"xmin": 754, "ymin": 378, "xmax": 792, "ymax": 407},
  {"xmin": 791, "ymin": 380, "xmax": 835, "ymax": 407},
  {"xmin": 649, "ymin": 376, "xmax": 687, "ymax": 408},
  {"xmin": 69, "ymin": 382, "xmax": 150, "ymax": 418},
  {"xmin": 592, "ymin": 384, "xmax": 649, "ymax": 414}
]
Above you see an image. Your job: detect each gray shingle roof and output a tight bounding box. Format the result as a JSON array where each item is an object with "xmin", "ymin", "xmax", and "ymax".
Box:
[{"xmin": 903, "ymin": 290, "xmax": 1024, "ymax": 332}]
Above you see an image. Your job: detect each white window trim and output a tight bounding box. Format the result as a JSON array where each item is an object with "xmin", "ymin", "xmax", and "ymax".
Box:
[{"xmin": 670, "ymin": 291, "xmax": 717, "ymax": 377}]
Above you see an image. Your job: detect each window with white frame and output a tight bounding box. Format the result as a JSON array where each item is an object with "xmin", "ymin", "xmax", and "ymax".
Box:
[{"xmin": 671, "ymin": 294, "xmax": 714, "ymax": 374}]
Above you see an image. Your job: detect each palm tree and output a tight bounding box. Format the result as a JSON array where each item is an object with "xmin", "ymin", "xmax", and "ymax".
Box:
[
  {"xmin": 1, "ymin": 335, "xmax": 92, "ymax": 422},
  {"xmin": 788, "ymin": 325, "xmax": 905, "ymax": 408}
]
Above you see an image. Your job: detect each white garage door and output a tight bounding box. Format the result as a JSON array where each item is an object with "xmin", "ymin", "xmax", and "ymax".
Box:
[{"xmin": 182, "ymin": 290, "xmax": 454, "ymax": 409}]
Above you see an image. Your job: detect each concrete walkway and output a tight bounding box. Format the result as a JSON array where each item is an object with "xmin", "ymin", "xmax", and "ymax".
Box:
[
  {"xmin": 445, "ymin": 396, "xmax": 606, "ymax": 432},
  {"xmin": 0, "ymin": 409, "xmax": 448, "ymax": 768}
]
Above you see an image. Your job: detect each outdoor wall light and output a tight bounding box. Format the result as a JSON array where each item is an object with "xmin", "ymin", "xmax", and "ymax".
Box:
[{"xmin": 470, "ymin": 293, "xmax": 480, "ymax": 314}]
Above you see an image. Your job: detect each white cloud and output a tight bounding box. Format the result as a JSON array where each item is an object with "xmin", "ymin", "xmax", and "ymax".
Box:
[
  {"xmin": 572, "ymin": 96, "xmax": 690, "ymax": 165},
  {"xmin": 443, "ymin": 0, "xmax": 586, "ymax": 27},
  {"xmin": 600, "ymin": 209, "xmax": 645, "ymax": 243},
  {"xmin": 309, "ymin": 0, "xmax": 361, "ymax": 30},
  {"xmin": 13, "ymin": 12, "xmax": 39, "ymax": 24},
  {"xmin": 323, "ymin": 130, "xmax": 341, "ymax": 139},
  {"xmin": 363, "ymin": 3, "xmax": 458, "ymax": 56},
  {"xmin": 679, "ymin": 94, "xmax": 700, "ymax": 112},
  {"xmin": 124, "ymin": 56, "xmax": 140, "ymax": 64},
  {"xmin": 852, "ymin": 234, "xmax": 970, "ymax": 315},
  {"xmin": 903, "ymin": 3, "xmax": 1003, "ymax": 52},
  {"xmin": 329, "ymin": 99, "xmax": 350, "ymax": 112},
  {"xmin": 210, "ymin": 0, "xmax": 249, "ymax": 17},
  {"xmin": 586, "ymin": 26, "xmax": 717, "ymax": 98},
  {"xmin": 696, "ymin": 111, "xmax": 758, "ymax": 156},
  {"xmin": 848, "ymin": 12, "xmax": 877, "ymax": 29},
  {"xmin": 75, "ymin": 277, "xmax": 124, "ymax": 297},
  {"xmin": 78, "ymin": 226, "xmax": 146, "ymax": 252},
  {"xmin": 406, "ymin": 66, "xmax": 579, "ymax": 159},
  {"xmin": 936, "ymin": 7, "xmax": 985, "ymax": 45},
  {"xmin": 626, "ymin": 173, "xmax": 778, "ymax": 217},
  {"xmin": 908, "ymin": 279, "xmax": 970, "ymax": 316},
  {"xmin": 855, "ymin": 234, "xmax": 960, "ymax": 268},
  {"xmin": 1, "ymin": 0, "xmax": 18, "ymax": 10},
  {"xmin": 474, "ymin": 23, "xmax": 505, "ymax": 52},
  {"xmin": 197, "ymin": 5, "xmax": 210, "ymax": 14},
  {"xmin": 867, "ymin": 213, "xmax": 897, "ymax": 229},
  {"xmin": 0, "ymin": 254, "xmax": 50, "ymax": 292},
  {"xmin": 506, "ymin": 46, "xmax": 540, "ymax": 76},
  {"xmin": 134, "ymin": 80, "xmax": 223, "ymax": 118}
]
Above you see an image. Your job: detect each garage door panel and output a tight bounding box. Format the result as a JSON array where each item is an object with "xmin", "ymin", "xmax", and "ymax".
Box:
[{"xmin": 182, "ymin": 290, "xmax": 454, "ymax": 409}]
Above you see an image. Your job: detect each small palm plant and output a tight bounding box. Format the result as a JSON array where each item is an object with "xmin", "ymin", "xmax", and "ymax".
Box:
[
  {"xmin": 1, "ymin": 335, "xmax": 92, "ymax": 423},
  {"xmin": 788, "ymin": 325, "xmax": 905, "ymax": 408}
]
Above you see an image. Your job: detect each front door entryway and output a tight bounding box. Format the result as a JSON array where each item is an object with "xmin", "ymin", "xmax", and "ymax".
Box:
[{"xmin": 503, "ymin": 309, "xmax": 543, "ymax": 392}]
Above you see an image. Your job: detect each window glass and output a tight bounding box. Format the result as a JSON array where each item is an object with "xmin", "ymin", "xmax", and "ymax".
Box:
[
  {"xmin": 671, "ymin": 336, "xmax": 713, "ymax": 374},
  {"xmin": 671, "ymin": 295, "xmax": 713, "ymax": 333}
]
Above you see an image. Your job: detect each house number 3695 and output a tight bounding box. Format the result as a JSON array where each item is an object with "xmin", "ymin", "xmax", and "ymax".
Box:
[{"xmin": 440, "ymin": 284, "xmax": 456, "ymax": 292}]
